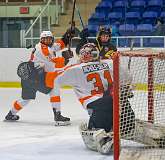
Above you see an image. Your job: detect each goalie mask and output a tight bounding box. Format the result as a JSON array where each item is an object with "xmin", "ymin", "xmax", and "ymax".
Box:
[
  {"xmin": 40, "ymin": 31, "xmax": 54, "ymax": 46},
  {"xmin": 79, "ymin": 43, "xmax": 99, "ymax": 63}
]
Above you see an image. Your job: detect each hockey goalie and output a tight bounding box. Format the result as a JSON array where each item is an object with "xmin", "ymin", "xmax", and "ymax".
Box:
[
  {"xmin": 78, "ymin": 51, "xmax": 165, "ymax": 155},
  {"xmin": 51, "ymin": 42, "xmax": 165, "ymax": 154}
]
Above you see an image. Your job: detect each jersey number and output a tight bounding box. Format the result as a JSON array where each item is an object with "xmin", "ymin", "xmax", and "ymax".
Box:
[{"xmin": 87, "ymin": 70, "xmax": 112, "ymax": 95}]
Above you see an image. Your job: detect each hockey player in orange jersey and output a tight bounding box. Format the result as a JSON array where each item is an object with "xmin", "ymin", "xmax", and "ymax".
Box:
[
  {"xmin": 5, "ymin": 30, "xmax": 74, "ymax": 126},
  {"xmin": 51, "ymin": 43, "xmax": 135, "ymax": 153},
  {"xmin": 51, "ymin": 43, "xmax": 165, "ymax": 154}
]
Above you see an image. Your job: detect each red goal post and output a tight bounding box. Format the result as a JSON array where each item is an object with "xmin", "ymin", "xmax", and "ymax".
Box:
[{"xmin": 113, "ymin": 49, "xmax": 165, "ymax": 160}]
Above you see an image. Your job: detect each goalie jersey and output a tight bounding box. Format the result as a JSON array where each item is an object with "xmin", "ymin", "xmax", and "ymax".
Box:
[{"xmin": 53, "ymin": 59, "xmax": 132, "ymax": 109}]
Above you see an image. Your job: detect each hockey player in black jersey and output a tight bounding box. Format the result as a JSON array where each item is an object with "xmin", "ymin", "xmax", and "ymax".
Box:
[{"xmin": 76, "ymin": 26, "xmax": 117, "ymax": 60}]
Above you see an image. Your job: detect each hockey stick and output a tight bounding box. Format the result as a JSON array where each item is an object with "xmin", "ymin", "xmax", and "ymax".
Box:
[
  {"xmin": 76, "ymin": 4, "xmax": 85, "ymax": 29},
  {"xmin": 75, "ymin": 4, "xmax": 89, "ymax": 43},
  {"xmin": 68, "ymin": 0, "xmax": 77, "ymax": 51},
  {"xmin": 128, "ymin": 39, "xmax": 134, "ymax": 70}
]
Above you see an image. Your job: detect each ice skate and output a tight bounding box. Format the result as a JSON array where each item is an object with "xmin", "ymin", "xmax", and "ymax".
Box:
[
  {"xmin": 53, "ymin": 108, "xmax": 71, "ymax": 126},
  {"xmin": 4, "ymin": 111, "xmax": 19, "ymax": 121}
]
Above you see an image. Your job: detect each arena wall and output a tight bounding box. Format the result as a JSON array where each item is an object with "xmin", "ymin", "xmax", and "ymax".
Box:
[{"xmin": 0, "ymin": 48, "xmax": 163, "ymax": 88}]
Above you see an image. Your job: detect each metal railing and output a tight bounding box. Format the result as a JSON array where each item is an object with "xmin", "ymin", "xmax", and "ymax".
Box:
[
  {"xmin": 23, "ymin": 36, "xmax": 165, "ymax": 48},
  {"xmin": 111, "ymin": 36, "xmax": 165, "ymax": 48},
  {"xmin": 24, "ymin": 0, "xmax": 52, "ymax": 38},
  {"xmin": 23, "ymin": 0, "xmax": 61, "ymax": 47}
]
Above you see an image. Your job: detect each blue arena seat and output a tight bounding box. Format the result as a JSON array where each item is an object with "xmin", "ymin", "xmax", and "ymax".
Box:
[
  {"xmin": 88, "ymin": 12, "xmax": 106, "ymax": 25},
  {"xmin": 146, "ymin": 0, "xmax": 163, "ymax": 13},
  {"xmin": 142, "ymin": 11, "xmax": 158, "ymax": 25},
  {"xmin": 113, "ymin": 0, "xmax": 128, "ymax": 7},
  {"xmin": 125, "ymin": 12, "xmax": 141, "ymax": 24},
  {"xmin": 136, "ymin": 24, "xmax": 153, "ymax": 36},
  {"xmin": 119, "ymin": 24, "xmax": 135, "ymax": 36},
  {"xmin": 160, "ymin": 11, "xmax": 165, "ymax": 22},
  {"xmin": 129, "ymin": 0, "xmax": 146, "ymax": 12},
  {"xmin": 149, "ymin": 38, "xmax": 164, "ymax": 47},
  {"xmin": 112, "ymin": 0, "xmax": 128, "ymax": 12},
  {"xmin": 87, "ymin": 25, "xmax": 99, "ymax": 37},
  {"xmin": 95, "ymin": 12, "xmax": 107, "ymax": 20},
  {"xmin": 108, "ymin": 12, "xmax": 123, "ymax": 24},
  {"xmin": 95, "ymin": 1, "xmax": 112, "ymax": 13},
  {"xmin": 87, "ymin": 0, "xmax": 164, "ymax": 40}
]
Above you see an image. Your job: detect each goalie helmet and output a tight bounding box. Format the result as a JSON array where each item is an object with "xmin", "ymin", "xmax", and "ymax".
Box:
[{"xmin": 79, "ymin": 43, "xmax": 99, "ymax": 63}]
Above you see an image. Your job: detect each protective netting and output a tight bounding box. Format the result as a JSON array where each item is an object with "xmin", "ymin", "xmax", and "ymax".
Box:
[{"xmin": 115, "ymin": 50, "xmax": 165, "ymax": 159}]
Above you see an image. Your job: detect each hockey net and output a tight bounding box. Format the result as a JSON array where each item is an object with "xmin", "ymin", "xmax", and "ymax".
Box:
[{"xmin": 113, "ymin": 49, "xmax": 165, "ymax": 160}]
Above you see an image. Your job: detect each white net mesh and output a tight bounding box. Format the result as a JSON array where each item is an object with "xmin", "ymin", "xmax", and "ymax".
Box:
[{"xmin": 115, "ymin": 49, "xmax": 165, "ymax": 159}]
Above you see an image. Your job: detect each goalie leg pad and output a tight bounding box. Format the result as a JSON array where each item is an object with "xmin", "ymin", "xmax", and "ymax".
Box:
[
  {"xmin": 129, "ymin": 119, "xmax": 165, "ymax": 148},
  {"xmin": 79, "ymin": 122, "xmax": 114, "ymax": 154},
  {"xmin": 79, "ymin": 122, "xmax": 97, "ymax": 151}
]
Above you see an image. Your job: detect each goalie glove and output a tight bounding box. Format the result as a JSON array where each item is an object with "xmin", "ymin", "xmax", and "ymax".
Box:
[
  {"xmin": 17, "ymin": 61, "xmax": 33, "ymax": 80},
  {"xmin": 62, "ymin": 50, "xmax": 74, "ymax": 65}
]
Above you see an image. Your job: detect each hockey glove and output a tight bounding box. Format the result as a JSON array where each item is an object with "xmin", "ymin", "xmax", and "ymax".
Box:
[
  {"xmin": 62, "ymin": 50, "xmax": 74, "ymax": 65},
  {"xmin": 61, "ymin": 28, "xmax": 75, "ymax": 46}
]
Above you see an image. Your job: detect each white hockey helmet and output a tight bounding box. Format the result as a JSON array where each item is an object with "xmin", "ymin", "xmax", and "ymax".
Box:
[
  {"xmin": 79, "ymin": 43, "xmax": 99, "ymax": 63},
  {"xmin": 40, "ymin": 31, "xmax": 54, "ymax": 46},
  {"xmin": 40, "ymin": 31, "xmax": 53, "ymax": 39}
]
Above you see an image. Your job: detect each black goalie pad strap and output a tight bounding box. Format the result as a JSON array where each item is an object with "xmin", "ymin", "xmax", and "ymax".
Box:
[{"xmin": 17, "ymin": 62, "xmax": 33, "ymax": 80}]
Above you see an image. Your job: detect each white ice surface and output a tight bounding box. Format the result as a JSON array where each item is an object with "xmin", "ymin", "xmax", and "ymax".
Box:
[{"xmin": 0, "ymin": 88, "xmax": 112, "ymax": 160}]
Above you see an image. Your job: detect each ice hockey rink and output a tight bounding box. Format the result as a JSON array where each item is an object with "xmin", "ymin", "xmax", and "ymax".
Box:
[{"xmin": 0, "ymin": 88, "xmax": 112, "ymax": 160}]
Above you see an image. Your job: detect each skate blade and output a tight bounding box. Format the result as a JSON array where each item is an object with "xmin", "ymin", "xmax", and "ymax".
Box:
[
  {"xmin": 54, "ymin": 121, "xmax": 71, "ymax": 126},
  {"xmin": 3, "ymin": 119, "xmax": 19, "ymax": 122}
]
